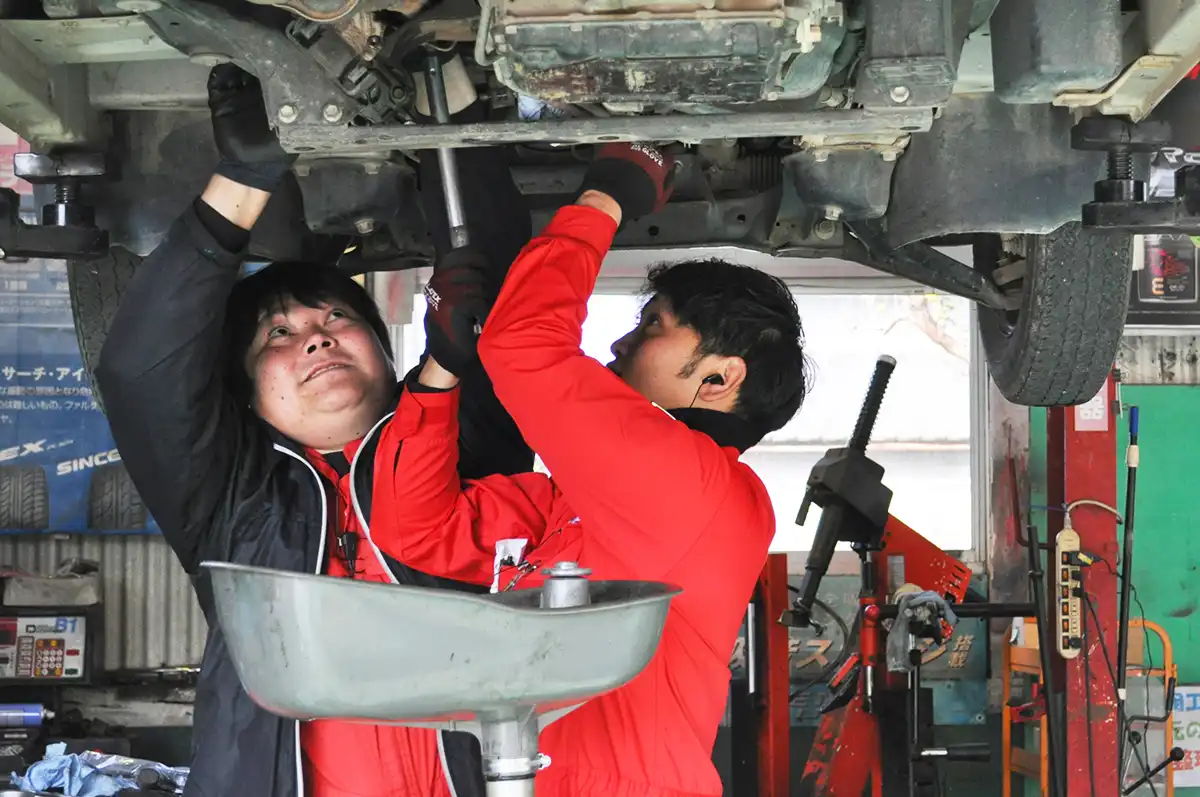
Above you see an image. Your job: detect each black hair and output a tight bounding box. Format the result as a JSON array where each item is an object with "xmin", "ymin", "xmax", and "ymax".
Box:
[
  {"xmin": 645, "ymin": 259, "xmax": 811, "ymax": 435},
  {"xmin": 223, "ymin": 261, "xmax": 394, "ymax": 404}
]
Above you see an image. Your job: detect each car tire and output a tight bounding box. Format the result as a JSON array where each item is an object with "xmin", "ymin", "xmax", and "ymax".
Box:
[
  {"xmin": 88, "ymin": 462, "xmax": 147, "ymax": 531},
  {"xmin": 973, "ymin": 223, "xmax": 1132, "ymax": 406},
  {"xmin": 0, "ymin": 465, "xmax": 50, "ymax": 531},
  {"xmin": 67, "ymin": 247, "xmax": 142, "ymax": 413}
]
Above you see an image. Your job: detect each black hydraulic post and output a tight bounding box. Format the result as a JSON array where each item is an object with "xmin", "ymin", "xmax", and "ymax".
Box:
[
  {"xmin": 1116, "ymin": 405, "xmax": 1140, "ymax": 755},
  {"xmin": 783, "ymin": 356, "xmax": 897, "ymax": 630}
]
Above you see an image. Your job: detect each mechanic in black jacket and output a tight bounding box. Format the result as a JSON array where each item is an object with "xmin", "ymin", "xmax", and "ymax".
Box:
[{"xmin": 96, "ymin": 64, "xmax": 530, "ymax": 797}]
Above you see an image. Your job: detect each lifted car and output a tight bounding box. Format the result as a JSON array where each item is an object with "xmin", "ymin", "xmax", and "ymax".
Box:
[{"xmin": 0, "ymin": 0, "xmax": 1194, "ymax": 406}]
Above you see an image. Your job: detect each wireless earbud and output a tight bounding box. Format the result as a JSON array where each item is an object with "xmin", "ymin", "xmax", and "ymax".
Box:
[{"xmin": 702, "ymin": 374, "xmax": 725, "ymax": 386}]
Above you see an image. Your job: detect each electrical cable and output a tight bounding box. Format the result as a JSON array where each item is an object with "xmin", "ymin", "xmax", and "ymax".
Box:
[
  {"xmin": 1080, "ymin": 561, "xmax": 1164, "ymax": 795},
  {"xmin": 785, "ymin": 588, "xmax": 852, "ymax": 702},
  {"xmin": 1131, "ymin": 586, "xmax": 1158, "ymax": 797},
  {"xmin": 1084, "ymin": 593, "xmax": 1120, "ymax": 692},
  {"xmin": 1082, "ymin": 600, "xmax": 1099, "ymax": 797},
  {"xmin": 1090, "ymin": 556, "xmax": 1151, "ymax": 672},
  {"xmin": 1084, "ymin": 587, "xmax": 1161, "ymax": 796},
  {"xmin": 1066, "ymin": 499, "xmax": 1124, "ymax": 524}
]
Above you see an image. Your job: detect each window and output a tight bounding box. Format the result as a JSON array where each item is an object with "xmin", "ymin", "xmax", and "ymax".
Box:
[{"xmin": 402, "ymin": 289, "xmax": 974, "ymax": 553}]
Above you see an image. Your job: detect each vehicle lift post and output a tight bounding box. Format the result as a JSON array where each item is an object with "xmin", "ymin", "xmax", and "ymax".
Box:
[{"xmin": 1047, "ymin": 379, "xmax": 1120, "ymax": 797}]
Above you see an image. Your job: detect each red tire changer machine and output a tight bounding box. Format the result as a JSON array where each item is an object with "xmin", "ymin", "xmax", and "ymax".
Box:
[{"xmin": 779, "ymin": 356, "xmax": 1051, "ymax": 797}]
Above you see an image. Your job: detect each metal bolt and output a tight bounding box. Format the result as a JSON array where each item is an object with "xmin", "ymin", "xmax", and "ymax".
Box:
[
  {"xmin": 544, "ymin": 561, "xmax": 592, "ymax": 578},
  {"xmin": 824, "ymin": 205, "xmax": 842, "ymax": 221},
  {"xmin": 1108, "ymin": 148, "xmax": 1133, "ymax": 180},
  {"xmin": 322, "ymin": 103, "xmax": 343, "ymax": 123},
  {"xmin": 363, "ymin": 161, "xmax": 382, "ymax": 175},
  {"xmin": 814, "ymin": 219, "xmax": 836, "ymax": 239},
  {"xmin": 114, "ymin": 0, "xmax": 162, "ymax": 10},
  {"xmin": 541, "ymin": 561, "xmax": 592, "ymax": 608},
  {"xmin": 189, "ymin": 52, "xmax": 231, "ymax": 67},
  {"xmin": 821, "ymin": 87, "xmax": 845, "ymax": 108},
  {"xmin": 355, "ymin": 218, "xmax": 376, "ymax": 235},
  {"xmin": 277, "ymin": 104, "xmax": 298, "ymax": 124},
  {"xmin": 889, "ymin": 85, "xmax": 911, "ymax": 104},
  {"xmin": 881, "ymin": 150, "xmax": 899, "ymax": 162},
  {"xmin": 55, "ymin": 182, "xmax": 78, "ymax": 204}
]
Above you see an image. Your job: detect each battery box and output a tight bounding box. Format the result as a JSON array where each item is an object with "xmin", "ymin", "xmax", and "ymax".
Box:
[{"xmin": 0, "ymin": 605, "xmax": 103, "ymax": 686}]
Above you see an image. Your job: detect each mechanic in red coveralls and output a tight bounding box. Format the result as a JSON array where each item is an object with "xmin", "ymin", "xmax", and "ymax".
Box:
[{"xmin": 367, "ymin": 142, "xmax": 812, "ymax": 797}]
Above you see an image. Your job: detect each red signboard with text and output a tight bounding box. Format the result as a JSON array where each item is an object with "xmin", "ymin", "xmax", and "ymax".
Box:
[{"xmin": 0, "ymin": 127, "xmax": 30, "ymax": 195}]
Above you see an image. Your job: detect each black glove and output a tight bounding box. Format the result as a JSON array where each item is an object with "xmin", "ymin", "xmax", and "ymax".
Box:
[
  {"xmin": 423, "ymin": 247, "xmax": 493, "ymax": 378},
  {"xmin": 208, "ymin": 64, "xmax": 296, "ymax": 192},
  {"xmin": 577, "ymin": 142, "xmax": 677, "ymax": 221}
]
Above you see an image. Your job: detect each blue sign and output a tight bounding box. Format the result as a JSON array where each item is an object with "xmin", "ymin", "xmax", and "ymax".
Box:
[{"xmin": 0, "ymin": 256, "xmax": 156, "ymax": 535}]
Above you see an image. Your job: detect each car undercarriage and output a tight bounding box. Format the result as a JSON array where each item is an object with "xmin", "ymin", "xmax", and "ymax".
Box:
[{"xmin": 0, "ymin": 0, "xmax": 1197, "ymax": 406}]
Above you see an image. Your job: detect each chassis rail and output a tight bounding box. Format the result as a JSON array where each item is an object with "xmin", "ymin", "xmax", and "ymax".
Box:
[{"xmin": 278, "ymin": 109, "xmax": 935, "ymax": 154}]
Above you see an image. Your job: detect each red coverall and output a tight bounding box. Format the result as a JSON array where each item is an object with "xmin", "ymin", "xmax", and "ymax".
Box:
[{"xmin": 367, "ymin": 205, "xmax": 777, "ymax": 797}]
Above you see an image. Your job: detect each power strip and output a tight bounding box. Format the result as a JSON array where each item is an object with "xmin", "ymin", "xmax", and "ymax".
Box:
[{"xmin": 1055, "ymin": 529, "xmax": 1083, "ymax": 659}]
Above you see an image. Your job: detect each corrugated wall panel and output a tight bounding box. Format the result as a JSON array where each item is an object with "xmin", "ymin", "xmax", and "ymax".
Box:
[
  {"xmin": 0, "ymin": 534, "xmax": 205, "ymax": 670},
  {"xmin": 1119, "ymin": 334, "xmax": 1200, "ymax": 385}
]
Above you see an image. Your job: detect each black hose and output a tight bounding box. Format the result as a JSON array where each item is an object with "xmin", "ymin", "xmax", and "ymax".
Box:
[{"xmin": 784, "ymin": 591, "xmax": 852, "ymax": 702}]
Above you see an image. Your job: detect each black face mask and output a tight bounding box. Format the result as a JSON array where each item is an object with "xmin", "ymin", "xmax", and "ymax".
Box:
[{"xmin": 667, "ymin": 407, "xmax": 764, "ymax": 453}]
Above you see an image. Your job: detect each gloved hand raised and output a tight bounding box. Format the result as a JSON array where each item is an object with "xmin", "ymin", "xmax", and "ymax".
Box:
[
  {"xmin": 208, "ymin": 64, "xmax": 297, "ymax": 192},
  {"xmin": 577, "ymin": 142, "xmax": 677, "ymax": 221},
  {"xmin": 423, "ymin": 247, "xmax": 494, "ymax": 378}
]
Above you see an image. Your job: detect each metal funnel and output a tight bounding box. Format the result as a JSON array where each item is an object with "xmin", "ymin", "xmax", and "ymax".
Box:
[{"xmin": 203, "ymin": 562, "xmax": 680, "ymax": 796}]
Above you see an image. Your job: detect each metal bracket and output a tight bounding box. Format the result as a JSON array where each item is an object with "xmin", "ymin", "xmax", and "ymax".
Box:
[
  {"xmin": 140, "ymin": 0, "xmax": 359, "ymax": 128},
  {"xmin": 0, "ymin": 188, "xmax": 108, "ymax": 261},
  {"xmin": 1070, "ymin": 116, "xmax": 1200, "ymax": 232},
  {"xmin": 285, "ymin": 18, "xmax": 412, "ymax": 124},
  {"xmin": 1054, "ymin": 0, "xmax": 1200, "ymax": 123},
  {"xmin": 845, "ymin": 219, "xmax": 1013, "ymax": 310},
  {"xmin": 13, "ymin": 151, "xmax": 107, "ymax": 228}
]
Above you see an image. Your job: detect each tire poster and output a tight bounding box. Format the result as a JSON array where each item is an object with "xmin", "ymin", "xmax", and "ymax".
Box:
[{"xmin": 0, "ymin": 138, "xmax": 153, "ymax": 535}]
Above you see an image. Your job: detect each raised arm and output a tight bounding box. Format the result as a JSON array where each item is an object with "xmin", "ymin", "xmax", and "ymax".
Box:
[
  {"xmin": 477, "ymin": 149, "xmax": 743, "ymax": 578},
  {"xmin": 94, "ymin": 66, "xmax": 294, "ymax": 573},
  {"xmin": 369, "ymin": 365, "xmax": 560, "ymax": 587}
]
